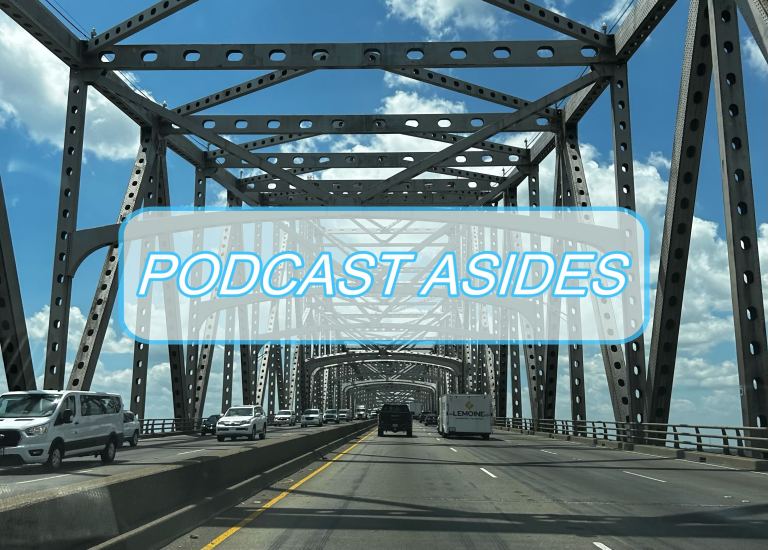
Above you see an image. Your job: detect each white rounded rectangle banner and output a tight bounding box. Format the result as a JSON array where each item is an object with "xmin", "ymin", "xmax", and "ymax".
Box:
[{"xmin": 118, "ymin": 207, "xmax": 649, "ymax": 345}]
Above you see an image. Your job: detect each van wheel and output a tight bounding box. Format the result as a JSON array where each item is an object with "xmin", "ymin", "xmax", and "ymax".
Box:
[
  {"xmin": 259, "ymin": 424, "xmax": 267, "ymax": 440},
  {"xmin": 301, "ymin": 423, "xmax": 306, "ymax": 428},
  {"xmin": 482, "ymin": 434, "xmax": 490, "ymax": 440},
  {"xmin": 407, "ymin": 430, "xmax": 413, "ymax": 437},
  {"xmin": 217, "ymin": 435, "xmax": 225, "ymax": 442},
  {"xmin": 46, "ymin": 442, "xmax": 64, "ymax": 471},
  {"xmin": 129, "ymin": 431, "xmax": 139, "ymax": 447},
  {"xmin": 101, "ymin": 438, "xmax": 117, "ymax": 463}
]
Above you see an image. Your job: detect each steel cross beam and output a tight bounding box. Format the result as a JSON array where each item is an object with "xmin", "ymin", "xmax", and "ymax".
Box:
[
  {"xmin": 171, "ymin": 113, "xmax": 554, "ymax": 135},
  {"xmin": 359, "ymin": 70, "xmax": 603, "ymax": 202},
  {"xmin": 385, "ymin": 67, "xmax": 547, "ymax": 114},
  {"xmin": 87, "ymin": 0, "xmax": 200, "ymax": 50},
  {"xmin": 84, "ymin": 41, "xmax": 618, "ymax": 70},
  {"xmin": 481, "ymin": 0, "xmax": 611, "ymax": 47},
  {"xmin": 221, "ymin": 151, "xmax": 522, "ymax": 171},
  {"xmin": 94, "ymin": 77, "xmax": 332, "ymax": 203}
]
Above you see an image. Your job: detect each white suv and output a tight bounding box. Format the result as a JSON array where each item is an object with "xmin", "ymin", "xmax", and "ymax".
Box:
[
  {"xmin": 216, "ymin": 405, "xmax": 267, "ymax": 441},
  {"xmin": 0, "ymin": 390, "xmax": 124, "ymax": 470},
  {"xmin": 300, "ymin": 409, "xmax": 323, "ymax": 427}
]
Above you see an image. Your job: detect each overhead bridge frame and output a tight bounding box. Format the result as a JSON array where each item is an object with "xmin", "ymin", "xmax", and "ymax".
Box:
[{"xmin": 0, "ymin": 0, "xmax": 765, "ymax": 454}]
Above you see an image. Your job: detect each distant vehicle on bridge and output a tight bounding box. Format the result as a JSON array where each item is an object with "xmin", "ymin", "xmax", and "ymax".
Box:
[
  {"xmin": 378, "ymin": 403, "xmax": 413, "ymax": 437},
  {"xmin": 200, "ymin": 414, "xmax": 221, "ymax": 436},
  {"xmin": 0, "ymin": 390, "xmax": 124, "ymax": 471},
  {"xmin": 300, "ymin": 409, "xmax": 323, "ymax": 427},
  {"xmin": 355, "ymin": 405, "xmax": 367, "ymax": 419},
  {"xmin": 122, "ymin": 410, "xmax": 140, "ymax": 447},
  {"xmin": 438, "ymin": 394, "xmax": 493, "ymax": 440},
  {"xmin": 273, "ymin": 410, "xmax": 297, "ymax": 426},
  {"xmin": 216, "ymin": 406, "xmax": 267, "ymax": 442},
  {"xmin": 408, "ymin": 403, "xmax": 424, "ymax": 418},
  {"xmin": 324, "ymin": 409, "xmax": 340, "ymax": 424},
  {"xmin": 338, "ymin": 409, "xmax": 351, "ymax": 422}
]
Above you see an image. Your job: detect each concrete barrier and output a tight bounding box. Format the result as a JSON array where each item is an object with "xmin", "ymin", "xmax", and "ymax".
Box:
[{"xmin": 0, "ymin": 420, "xmax": 376, "ymax": 549}]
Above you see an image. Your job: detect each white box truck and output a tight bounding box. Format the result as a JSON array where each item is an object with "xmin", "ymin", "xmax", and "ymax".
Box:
[{"xmin": 438, "ymin": 394, "xmax": 493, "ymax": 439}]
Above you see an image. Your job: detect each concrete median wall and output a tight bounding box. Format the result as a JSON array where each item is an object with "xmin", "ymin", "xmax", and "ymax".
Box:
[{"xmin": 0, "ymin": 420, "xmax": 375, "ymax": 549}]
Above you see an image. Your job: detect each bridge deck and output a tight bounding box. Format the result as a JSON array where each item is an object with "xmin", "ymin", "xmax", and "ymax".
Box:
[
  {"xmin": 171, "ymin": 424, "xmax": 768, "ymax": 550},
  {"xmin": 0, "ymin": 424, "xmax": 343, "ymax": 502}
]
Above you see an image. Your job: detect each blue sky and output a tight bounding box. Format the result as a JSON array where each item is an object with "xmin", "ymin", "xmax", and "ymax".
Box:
[{"xmin": 0, "ymin": 0, "xmax": 766, "ymax": 424}]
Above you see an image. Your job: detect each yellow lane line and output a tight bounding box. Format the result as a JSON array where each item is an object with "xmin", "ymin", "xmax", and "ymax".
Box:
[{"xmin": 202, "ymin": 430, "xmax": 375, "ymax": 549}]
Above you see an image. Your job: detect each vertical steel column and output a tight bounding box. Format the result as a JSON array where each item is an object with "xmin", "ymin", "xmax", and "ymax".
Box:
[
  {"xmin": 129, "ymin": 136, "xmax": 160, "ymax": 417},
  {"xmin": 185, "ymin": 167, "xmax": 207, "ymax": 409},
  {"xmin": 522, "ymin": 165, "xmax": 544, "ymax": 423},
  {"xmin": 44, "ymin": 71, "xmax": 88, "ymax": 389},
  {"xmin": 0, "ymin": 177, "xmax": 35, "ymax": 391},
  {"xmin": 611, "ymin": 63, "xmax": 648, "ymax": 423},
  {"xmin": 562, "ymin": 122, "xmax": 633, "ymax": 424},
  {"xmin": 542, "ymin": 147, "xmax": 564, "ymax": 420},
  {"xmin": 156, "ymin": 154, "xmax": 189, "ymax": 421},
  {"xmin": 646, "ymin": 0, "xmax": 712, "ymax": 425},
  {"xmin": 504, "ymin": 187, "xmax": 523, "ymax": 421},
  {"xmin": 709, "ymin": 0, "xmax": 768, "ymax": 436},
  {"xmin": 69, "ymin": 126, "xmax": 160, "ymax": 391}
]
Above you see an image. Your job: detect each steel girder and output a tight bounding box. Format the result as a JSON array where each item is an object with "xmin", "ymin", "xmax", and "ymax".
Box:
[
  {"xmin": 561, "ymin": 122, "xmax": 634, "ymax": 424},
  {"xmin": 737, "ymin": 0, "xmax": 768, "ymax": 62},
  {"xmin": 646, "ymin": 0, "xmax": 712, "ymax": 425},
  {"xmin": 480, "ymin": 0, "xmax": 610, "ymax": 47},
  {"xmin": 85, "ymin": 41, "xmax": 617, "ymax": 71},
  {"xmin": 0, "ymin": 177, "xmax": 35, "ymax": 391},
  {"xmin": 220, "ymin": 151, "xmax": 525, "ymax": 170},
  {"xmin": 169, "ymin": 113, "xmax": 555, "ymax": 136},
  {"xmin": 708, "ymin": 0, "xmax": 768, "ymax": 432}
]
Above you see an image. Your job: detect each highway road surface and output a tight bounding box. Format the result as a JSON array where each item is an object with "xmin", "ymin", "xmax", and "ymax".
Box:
[
  {"xmin": 167, "ymin": 423, "xmax": 768, "ymax": 549},
  {"xmin": 0, "ymin": 423, "xmax": 349, "ymax": 500}
]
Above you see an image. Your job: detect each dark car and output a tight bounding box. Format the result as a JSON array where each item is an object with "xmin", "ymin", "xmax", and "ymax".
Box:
[
  {"xmin": 424, "ymin": 413, "xmax": 438, "ymax": 426},
  {"xmin": 378, "ymin": 403, "xmax": 413, "ymax": 437},
  {"xmin": 201, "ymin": 414, "xmax": 221, "ymax": 435}
]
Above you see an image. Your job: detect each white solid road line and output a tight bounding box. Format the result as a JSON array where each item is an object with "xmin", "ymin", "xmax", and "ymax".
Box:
[
  {"xmin": 17, "ymin": 474, "xmax": 69, "ymax": 484},
  {"xmin": 541, "ymin": 450, "xmax": 557, "ymax": 455},
  {"xmin": 622, "ymin": 470, "xmax": 667, "ymax": 483},
  {"xmin": 449, "ymin": 447, "xmax": 458, "ymax": 453},
  {"xmin": 435, "ymin": 438, "xmax": 441, "ymax": 441},
  {"xmin": 480, "ymin": 467, "xmax": 497, "ymax": 479},
  {"xmin": 593, "ymin": 542, "xmax": 614, "ymax": 550},
  {"xmin": 177, "ymin": 449, "xmax": 207, "ymax": 455}
]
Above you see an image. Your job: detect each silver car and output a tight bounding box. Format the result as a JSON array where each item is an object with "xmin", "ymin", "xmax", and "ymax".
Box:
[
  {"xmin": 273, "ymin": 409, "xmax": 296, "ymax": 426},
  {"xmin": 323, "ymin": 409, "xmax": 340, "ymax": 424},
  {"xmin": 122, "ymin": 410, "xmax": 140, "ymax": 447},
  {"xmin": 300, "ymin": 408, "xmax": 323, "ymax": 427}
]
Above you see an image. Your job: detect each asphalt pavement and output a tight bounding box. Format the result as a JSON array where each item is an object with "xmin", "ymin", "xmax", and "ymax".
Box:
[{"xmin": 165, "ymin": 423, "xmax": 768, "ymax": 550}]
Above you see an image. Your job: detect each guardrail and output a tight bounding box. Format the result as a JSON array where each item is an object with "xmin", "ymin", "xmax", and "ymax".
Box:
[
  {"xmin": 494, "ymin": 417, "xmax": 768, "ymax": 459},
  {"xmin": 139, "ymin": 418, "xmax": 202, "ymax": 436}
]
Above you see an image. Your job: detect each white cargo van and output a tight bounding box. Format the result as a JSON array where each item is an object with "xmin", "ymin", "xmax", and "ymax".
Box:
[
  {"xmin": 0, "ymin": 390, "xmax": 124, "ymax": 470},
  {"xmin": 355, "ymin": 405, "xmax": 367, "ymax": 419},
  {"xmin": 438, "ymin": 394, "xmax": 493, "ymax": 439}
]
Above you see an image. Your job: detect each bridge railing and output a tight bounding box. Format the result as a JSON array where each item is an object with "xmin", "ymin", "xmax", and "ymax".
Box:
[
  {"xmin": 494, "ymin": 417, "xmax": 768, "ymax": 459},
  {"xmin": 139, "ymin": 418, "xmax": 203, "ymax": 437}
]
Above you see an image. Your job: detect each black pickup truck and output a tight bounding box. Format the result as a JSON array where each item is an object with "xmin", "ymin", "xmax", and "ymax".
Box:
[{"xmin": 378, "ymin": 403, "xmax": 413, "ymax": 437}]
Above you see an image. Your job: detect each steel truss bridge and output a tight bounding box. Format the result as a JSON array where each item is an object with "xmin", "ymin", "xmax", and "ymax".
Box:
[{"xmin": 0, "ymin": 0, "xmax": 767, "ymax": 454}]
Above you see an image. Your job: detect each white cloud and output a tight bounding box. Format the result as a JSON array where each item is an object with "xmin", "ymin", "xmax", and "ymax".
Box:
[
  {"xmin": 743, "ymin": 37, "xmax": 768, "ymax": 79},
  {"xmin": 384, "ymin": 0, "xmax": 499, "ymax": 39},
  {"xmin": 27, "ymin": 305, "xmax": 134, "ymax": 355},
  {"xmin": 383, "ymin": 72, "xmax": 425, "ymax": 89},
  {"xmin": 0, "ymin": 12, "xmax": 139, "ymax": 160}
]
